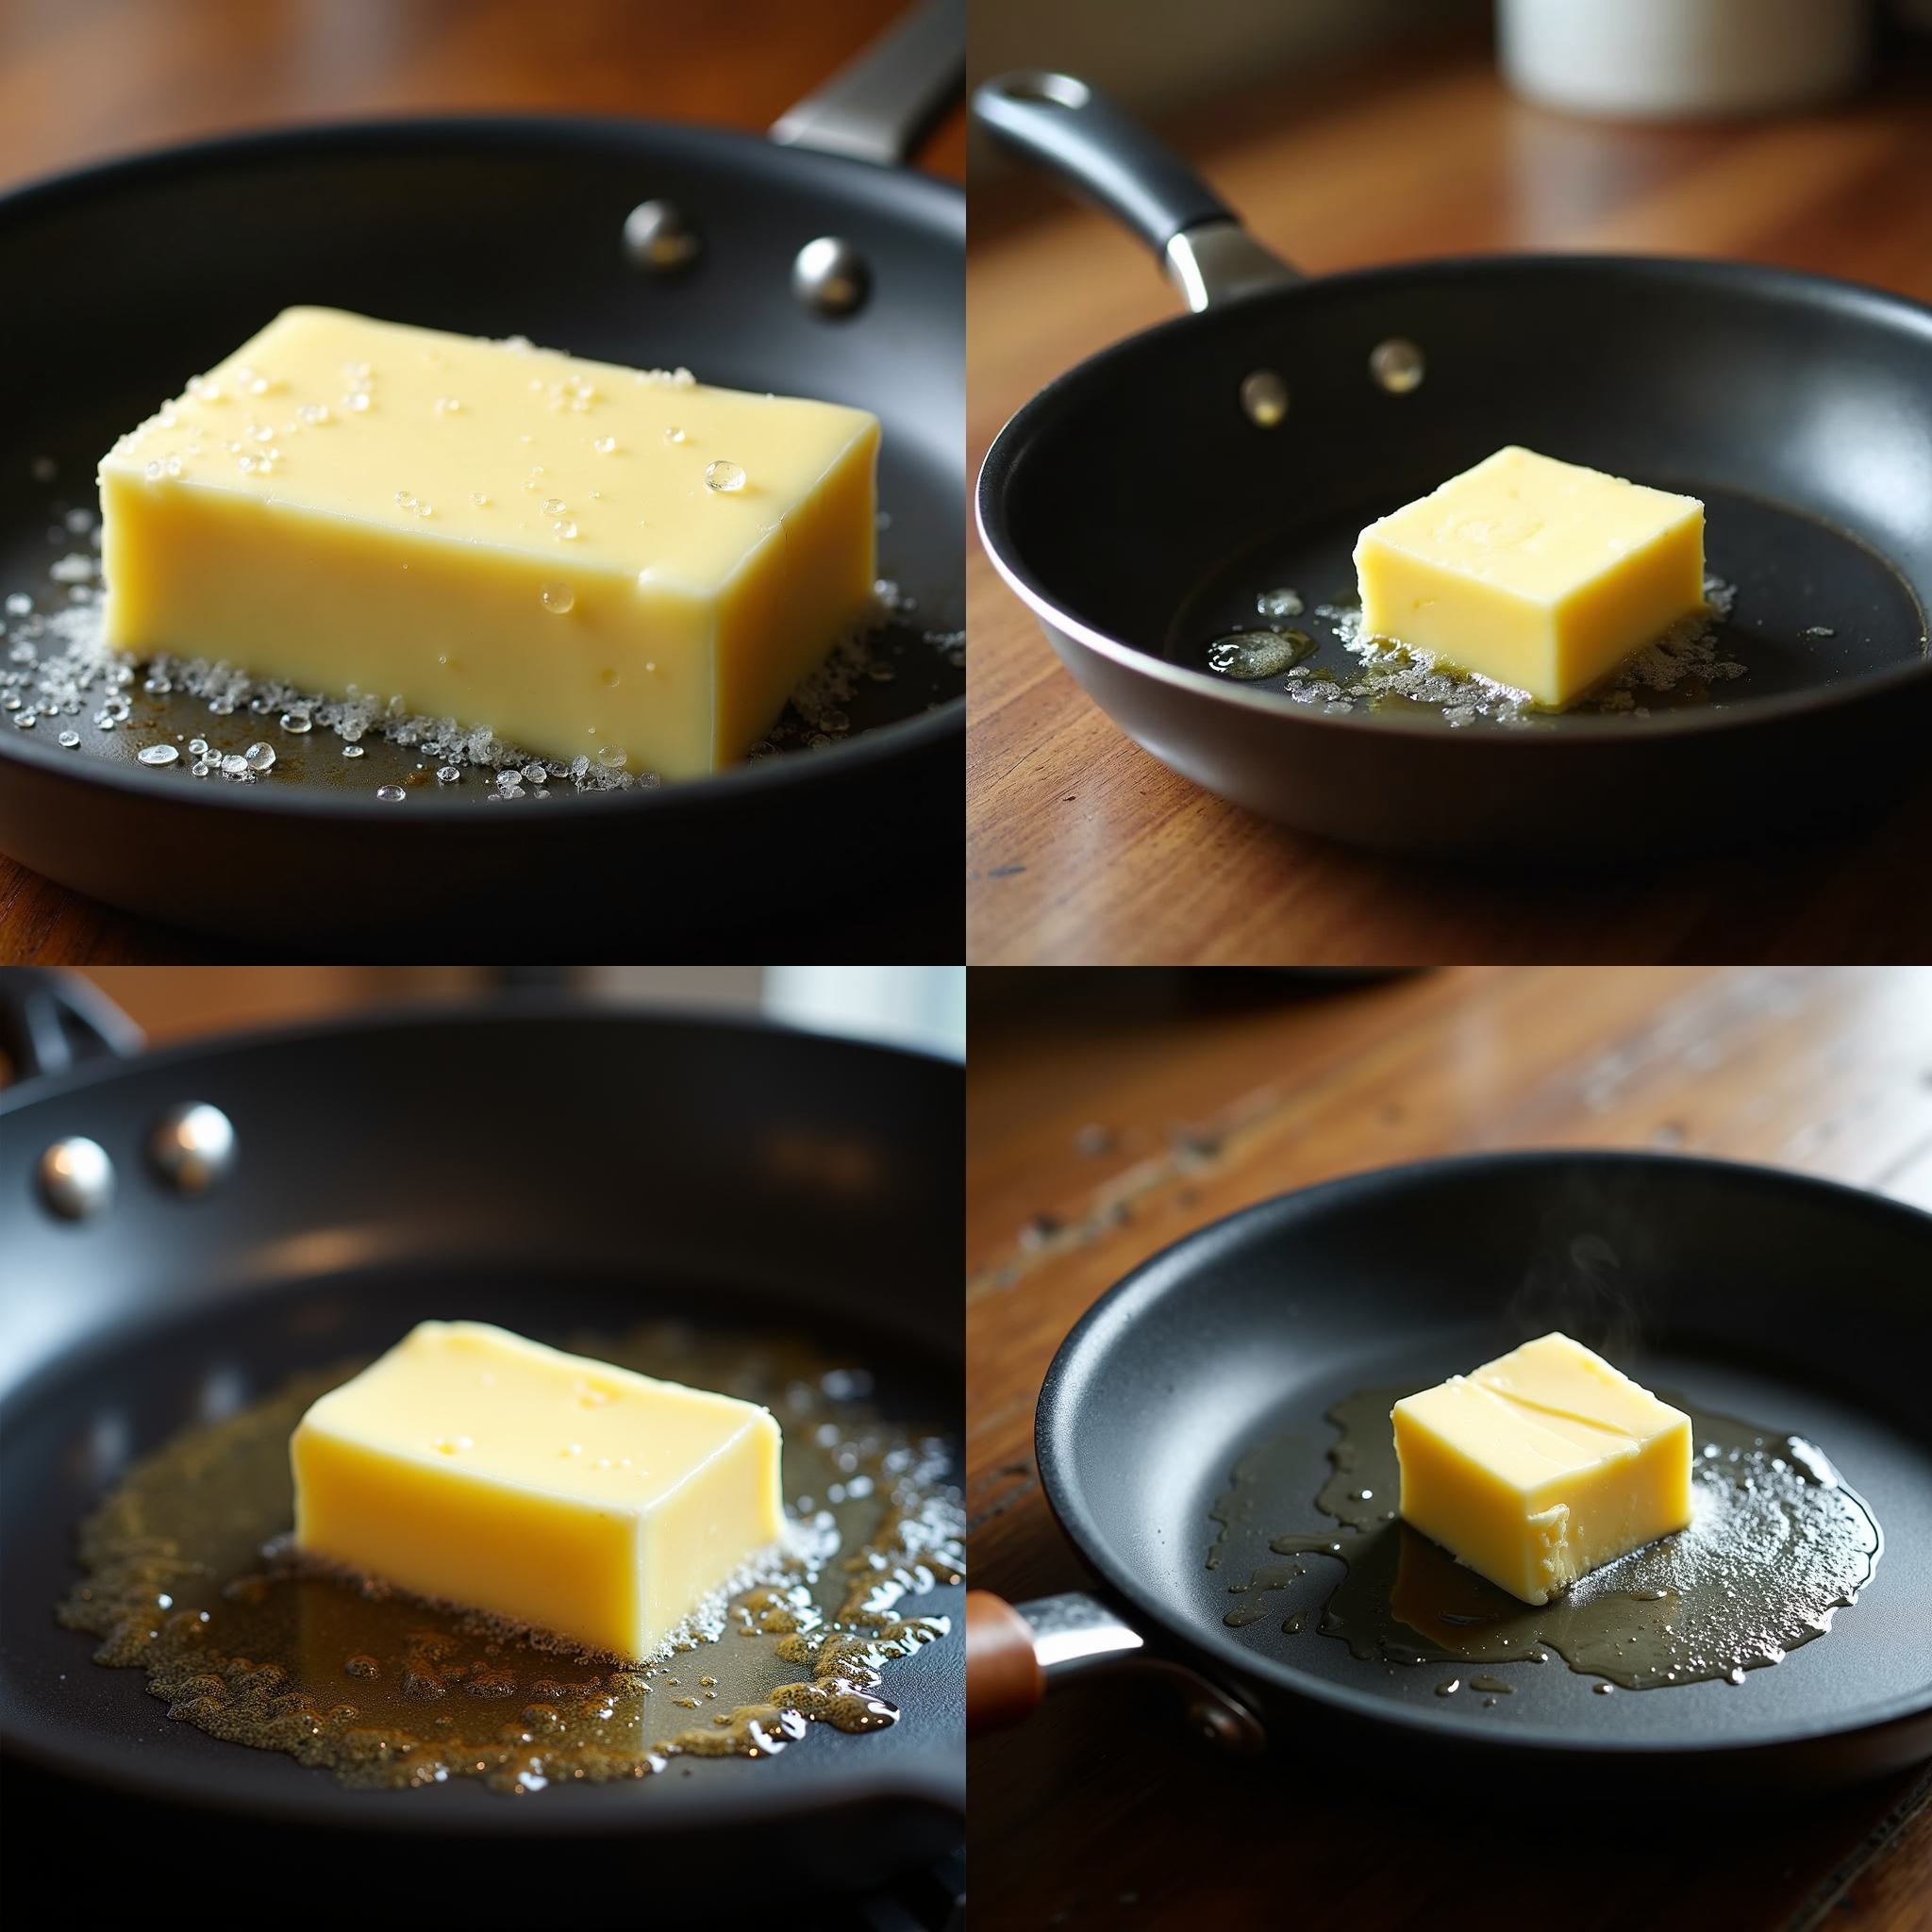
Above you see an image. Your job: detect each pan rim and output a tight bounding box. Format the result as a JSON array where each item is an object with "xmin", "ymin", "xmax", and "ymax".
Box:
[
  {"xmin": 0, "ymin": 996, "xmax": 965, "ymax": 1832},
  {"xmin": 1032, "ymin": 1147, "xmax": 1932, "ymax": 1758},
  {"xmin": 0, "ymin": 111, "xmax": 963, "ymax": 827},
  {"xmin": 977, "ymin": 251, "xmax": 1932, "ymax": 744}
]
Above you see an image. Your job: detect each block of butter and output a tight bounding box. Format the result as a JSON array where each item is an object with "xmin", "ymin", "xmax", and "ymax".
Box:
[
  {"xmin": 1391, "ymin": 1331, "xmax": 1691, "ymax": 1605},
  {"xmin": 291, "ymin": 1321, "xmax": 784, "ymax": 1659},
  {"xmin": 98, "ymin": 308, "xmax": 878, "ymax": 779},
  {"xmin": 1354, "ymin": 446, "xmax": 1704, "ymax": 708}
]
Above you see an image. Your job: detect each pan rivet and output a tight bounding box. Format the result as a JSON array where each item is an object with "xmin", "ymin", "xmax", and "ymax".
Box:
[
  {"xmin": 791, "ymin": 237, "xmax": 870, "ymax": 318},
  {"xmin": 1240, "ymin": 370, "xmax": 1289, "ymax": 428},
  {"xmin": 37, "ymin": 1137, "xmax": 114, "ymax": 1221},
  {"xmin": 624, "ymin": 200, "xmax": 702, "ymax": 275},
  {"xmin": 1369, "ymin": 339, "xmax": 1425, "ymax": 393},
  {"xmin": 149, "ymin": 1102, "xmax": 236, "ymax": 1197}
]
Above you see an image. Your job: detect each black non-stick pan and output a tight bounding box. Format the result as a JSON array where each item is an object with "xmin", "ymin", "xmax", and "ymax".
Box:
[
  {"xmin": 0, "ymin": 973, "xmax": 962, "ymax": 1910},
  {"xmin": 0, "ymin": 5, "xmax": 964, "ymax": 958},
  {"xmin": 966, "ymin": 1153, "xmax": 1932, "ymax": 1790},
  {"xmin": 974, "ymin": 75, "xmax": 1932, "ymax": 860}
]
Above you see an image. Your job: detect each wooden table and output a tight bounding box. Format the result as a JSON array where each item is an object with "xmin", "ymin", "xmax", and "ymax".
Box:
[
  {"xmin": 967, "ymin": 965, "xmax": 1932, "ymax": 1928},
  {"xmin": 0, "ymin": 0, "xmax": 962, "ymax": 965},
  {"xmin": 966, "ymin": 42, "xmax": 1932, "ymax": 964}
]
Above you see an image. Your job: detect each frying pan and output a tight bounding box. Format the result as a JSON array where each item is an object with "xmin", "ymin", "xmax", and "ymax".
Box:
[
  {"xmin": 966, "ymin": 1153, "xmax": 1932, "ymax": 1790},
  {"xmin": 974, "ymin": 75, "xmax": 1932, "ymax": 860},
  {"xmin": 0, "ymin": 972, "xmax": 962, "ymax": 1908},
  {"xmin": 0, "ymin": 4, "xmax": 964, "ymax": 958}
]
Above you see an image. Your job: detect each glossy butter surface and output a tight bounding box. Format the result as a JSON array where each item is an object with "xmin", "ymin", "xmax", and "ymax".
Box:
[
  {"xmin": 99, "ymin": 308, "xmax": 877, "ymax": 777},
  {"xmin": 1354, "ymin": 445, "xmax": 1704, "ymax": 708},
  {"xmin": 292, "ymin": 1321, "xmax": 783, "ymax": 1659},
  {"xmin": 1391, "ymin": 1332, "xmax": 1691, "ymax": 1605}
]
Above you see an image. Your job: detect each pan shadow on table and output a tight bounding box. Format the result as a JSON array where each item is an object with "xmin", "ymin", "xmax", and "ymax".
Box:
[
  {"xmin": 965, "ymin": 758, "xmax": 1932, "ymax": 967},
  {"xmin": 969, "ymin": 1670, "xmax": 1932, "ymax": 1932}
]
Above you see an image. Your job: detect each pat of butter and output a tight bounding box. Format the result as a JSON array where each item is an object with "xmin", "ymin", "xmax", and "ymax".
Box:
[
  {"xmin": 291, "ymin": 1322, "xmax": 783, "ymax": 1659},
  {"xmin": 1353, "ymin": 446, "xmax": 1704, "ymax": 708},
  {"xmin": 1391, "ymin": 1332, "xmax": 1690, "ymax": 1605},
  {"xmin": 98, "ymin": 308, "xmax": 878, "ymax": 779}
]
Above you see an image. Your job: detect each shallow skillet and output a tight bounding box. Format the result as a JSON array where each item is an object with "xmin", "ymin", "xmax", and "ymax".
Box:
[
  {"xmin": 966, "ymin": 1153, "xmax": 1932, "ymax": 1790},
  {"xmin": 0, "ymin": 973, "xmax": 962, "ymax": 1909},
  {"xmin": 974, "ymin": 75, "xmax": 1932, "ymax": 860},
  {"xmin": 0, "ymin": 3, "xmax": 963, "ymax": 958}
]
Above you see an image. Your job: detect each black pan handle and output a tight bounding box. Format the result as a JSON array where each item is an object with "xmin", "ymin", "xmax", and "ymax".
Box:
[
  {"xmin": 770, "ymin": 0, "xmax": 964, "ymax": 166},
  {"xmin": 967, "ymin": 1588, "xmax": 1267, "ymax": 1751},
  {"xmin": 974, "ymin": 71, "xmax": 1301, "ymax": 311},
  {"xmin": 0, "ymin": 967, "xmax": 143, "ymax": 1085}
]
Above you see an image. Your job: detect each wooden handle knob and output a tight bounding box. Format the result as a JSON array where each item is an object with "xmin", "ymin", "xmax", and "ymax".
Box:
[{"xmin": 966, "ymin": 1590, "xmax": 1045, "ymax": 1736}]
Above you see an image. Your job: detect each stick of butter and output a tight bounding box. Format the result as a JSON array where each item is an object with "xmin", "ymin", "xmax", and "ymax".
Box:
[
  {"xmin": 98, "ymin": 308, "xmax": 879, "ymax": 779},
  {"xmin": 1391, "ymin": 1332, "xmax": 1691, "ymax": 1605},
  {"xmin": 292, "ymin": 1322, "xmax": 784, "ymax": 1659},
  {"xmin": 1354, "ymin": 446, "xmax": 1704, "ymax": 708}
]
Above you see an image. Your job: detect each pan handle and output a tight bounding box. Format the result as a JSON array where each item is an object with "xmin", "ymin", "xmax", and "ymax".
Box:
[
  {"xmin": 966, "ymin": 1589, "xmax": 1266, "ymax": 1752},
  {"xmin": 770, "ymin": 0, "xmax": 965, "ymax": 167},
  {"xmin": 0, "ymin": 968, "xmax": 143, "ymax": 1085},
  {"xmin": 974, "ymin": 72, "xmax": 1301, "ymax": 312}
]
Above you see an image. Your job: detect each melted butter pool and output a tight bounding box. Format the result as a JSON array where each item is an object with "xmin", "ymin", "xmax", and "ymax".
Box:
[
  {"xmin": 58, "ymin": 1324, "xmax": 962, "ymax": 1793},
  {"xmin": 1209, "ymin": 1386, "xmax": 1879, "ymax": 1692}
]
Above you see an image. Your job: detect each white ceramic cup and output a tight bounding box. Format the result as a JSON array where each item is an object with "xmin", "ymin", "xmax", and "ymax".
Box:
[{"xmin": 1498, "ymin": 0, "xmax": 1871, "ymax": 120}]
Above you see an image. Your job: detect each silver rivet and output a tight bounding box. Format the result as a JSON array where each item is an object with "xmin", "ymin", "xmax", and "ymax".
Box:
[
  {"xmin": 38, "ymin": 1136, "xmax": 113, "ymax": 1220},
  {"xmin": 623, "ymin": 200, "xmax": 701, "ymax": 274},
  {"xmin": 149, "ymin": 1102, "xmax": 236, "ymax": 1196},
  {"xmin": 1370, "ymin": 339, "xmax": 1424, "ymax": 393},
  {"xmin": 1240, "ymin": 370, "xmax": 1289, "ymax": 427},
  {"xmin": 791, "ymin": 237, "xmax": 870, "ymax": 318}
]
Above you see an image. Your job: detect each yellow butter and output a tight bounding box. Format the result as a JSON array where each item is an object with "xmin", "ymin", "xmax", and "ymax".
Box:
[
  {"xmin": 1354, "ymin": 445, "xmax": 1704, "ymax": 708},
  {"xmin": 1391, "ymin": 1332, "xmax": 1690, "ymax": 1605},
  {"xmin": 98, "ymin": 308, "xmax": 878, "ymax": 778},
  {"xmin": 291, "ymin": 1321, "xmax": 783, "ymax": 1659}
]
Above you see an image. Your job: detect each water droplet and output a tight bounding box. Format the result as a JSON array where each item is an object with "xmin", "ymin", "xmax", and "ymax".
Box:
[
  {"xmin": 144, "ymin": 460, "xmax": 162, "ymax": 480},
  {"xmin": 280, "ymin": 711, "xmax": 313, "ymax": 733},
  {"xmin": 435, "ymin": 396, "xmax": 462, "ymax": 414},
  {"xmin": 705, "ymin": 460, "xmax": 745, "ymax": 493},
  {"xmin": 243, "ymin": 741, "xmax": 275, "ymax": 772},
  {"xmin": 342, "ymin": 743, "xmax": 365, "ymax": 758},
  {"xmin": 346, "ymin": 392, "xmax": 372, "ymax": 413},
  {"xmin": 541, "ymin": 497, "xmax": 566, "ymax": 516},
  {"xmin": 58, "ymin": 729, "xmax": 80, "ymax": 748},
  {"xmin": 1257, "ymin": 587, "xmax": 1304, "ymax": 620},
  {"xmin": 220, "ymin": 753, "xmax": 248, "ymax": 776},
  {"xmin": 436, "ymin": 764, "xmax": 462, "ymax": 784},
  {"xmin": 592, "ymin": 435, "xmax": 617, "ymax": 454},
  {"xmin": 375, "ymin": 784, "xmax": 407, "ymax": 803},
  {"xmin": 137, "ymin": 743, "xmax": 179, "ymax": 765},
  {"xmin": 395, "ymin": 490, "xmax": 418, "ymax": 511},
  {"xmin": 541, "ymin": 582, "xmax": 575, "ymax": 615},
  {"xmin": 553, "ymin": 520, "xmax": 578, "ymax": 540},
  {"xmin": 594, "ymin": 746, "xmax": 628, "ymax": 768},
  {"xmin": 663, "ymin": 425, "xmax": 686, "ymax": 444},
  {"xmin": 470, "ymin": 491, "xmax": 490, "ymax": 506}
]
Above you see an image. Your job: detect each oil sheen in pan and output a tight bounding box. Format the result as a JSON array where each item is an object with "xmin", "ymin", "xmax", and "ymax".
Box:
[
  {"xmin": 1160, "ymin": 484, "xmax": 1926, "ymax": 730},
  {"xmin": 1, "ymin": 490, "xmax": 965, "ymax": 803},
  {"xmin": 58, "ymin": 1324, "xmax": 963, "ymax": 1793},
  {"xmin": 1208, "ymin": 1386, "xmax": 1880, "ymax": 1692}
]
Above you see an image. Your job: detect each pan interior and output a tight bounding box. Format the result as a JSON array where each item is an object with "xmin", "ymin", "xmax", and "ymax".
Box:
[
  {"xmin": 1160, "ymin": 483, "xmax": 1924, "ymax": 728},
  {"xmin": 1040, "ymin": 1154, "xmax": 1932, "ymax": 1754},
  {"xmin": 994, "ymin": 258, "xmax": 1932, "ymax": 729},
  {"xmin": 0, "ymin": 122, "xmax": 964, "ymax": 808}
]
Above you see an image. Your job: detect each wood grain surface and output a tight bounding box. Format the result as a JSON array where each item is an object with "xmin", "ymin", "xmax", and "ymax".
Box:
[
  {"xmin": 0, "ymin": 0, "xmax": 962, "ymax": 966},
  {"xmin": 966, "ymin": 40, "xmax": 1932, "ymax": 965},
  {"xmin": 967, "ymin": 965, "xmax": 1932, "ymax": 1929}
]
